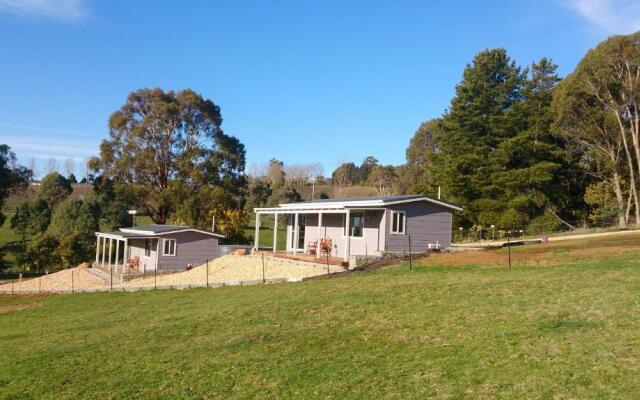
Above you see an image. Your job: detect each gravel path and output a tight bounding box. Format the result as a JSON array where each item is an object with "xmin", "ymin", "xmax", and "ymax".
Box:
[
  {"xmin": 0, "ymin": 255, "xmax": 344, "ymax": 293},
  {"xmin": 125, "ymin": 255, "xmax": 344, "ymax": 288},
  {"xmin": 0, "ymin": 267, "xmax": 108, "ymax": 293}
]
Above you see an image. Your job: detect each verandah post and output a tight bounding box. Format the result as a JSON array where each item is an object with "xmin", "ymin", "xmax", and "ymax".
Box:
[
  {"xmin": 293, "ymin": 213, "xmax": 299, "ymax": 254},
  {"xmin": 272, "ymin": 213, "xmax": 278, "ymax": 253},
  {"xmin": 316, "ymin": 212, "xmax": 322, "ymax": 259},
  {"xmin": 344, "ymin": 209, "xmax": 351, "ymax": 262},
  {"xmin": 95, "ymin": 235, "xmax": 100, "ymax": 266},
  {"xmin": 254, "ymin": 213, "xmax": 261, "ymax": 250}
]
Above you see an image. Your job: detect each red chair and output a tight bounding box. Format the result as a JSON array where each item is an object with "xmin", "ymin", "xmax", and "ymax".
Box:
[{"xmin": 320, "ymin": 238, "xmax": 332, "ymax": 256}]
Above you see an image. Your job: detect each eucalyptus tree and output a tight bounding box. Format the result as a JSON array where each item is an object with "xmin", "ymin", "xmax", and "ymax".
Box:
[
  {"xmin": 92, "ymin": 88, "xmax": 247, "ymax": 225},
  {"xmin": 554, "ymin": 32, "xmax": 640, "ymax": 227}
]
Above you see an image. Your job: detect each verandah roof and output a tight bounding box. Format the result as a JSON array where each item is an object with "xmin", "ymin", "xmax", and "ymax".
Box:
[{"xmin": 254, "ymin": 195, "xmax": 462, "ymax": 214}]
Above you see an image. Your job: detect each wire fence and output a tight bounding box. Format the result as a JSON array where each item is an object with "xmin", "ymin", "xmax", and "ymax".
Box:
[
  {"xmin": 0, "ymin": 252, "xmax": 347, "ymax": 295},
  {"xmin": 453, "ymin": 215, "xmax": 628, "ymax": 243},
  {"xmin": 4, "ymin": 223, "xmax": 601, "ymax": 296}
]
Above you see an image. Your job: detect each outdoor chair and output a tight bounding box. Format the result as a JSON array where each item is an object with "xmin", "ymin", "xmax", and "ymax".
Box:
[
  {"xmin": 320, "ymin": 238, "xmax": 332, "ymax": 256},
  {"xmin": 127, "ymin": 256, "xmax": 140, "ymax": 270},
  {"xmin": 308, "ymin": 240, "xmax": 318, "ymax": 255}
]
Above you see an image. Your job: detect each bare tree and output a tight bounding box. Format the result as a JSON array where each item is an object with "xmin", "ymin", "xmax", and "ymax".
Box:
[
  {"xmin": 27, "ymin": 157, "xmax": 37, "ymax": 181},
  {"xmin": 248, "ymin": 162, "xmax": 269, "ymax": 178},
  {"xmin": 84, "ymin": 157, "xmax": 91, "ymax": 184},
  {"xmin": 333, "ymin": 157, "xmax": 350, "ymax": 198},
  {"xmin": 367, "ymin": 165, "xmax": 397, "ymax": 196},
  {"xmin": 46, "ymin": 157, "xmax": 58, "ymax": 175},
  {"xmin": 64, "ymin": 157, "xmax": 75, "ymax": 179}
]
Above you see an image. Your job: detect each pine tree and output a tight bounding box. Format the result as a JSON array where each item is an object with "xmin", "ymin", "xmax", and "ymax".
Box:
[{"xmin": 433, "ymin": 48, "xmax": 526, "ymax": 226}]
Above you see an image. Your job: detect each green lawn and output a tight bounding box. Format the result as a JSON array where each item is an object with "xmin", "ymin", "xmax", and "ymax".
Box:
[
  {"xmin": 246, "ymin": 216, "xmax": 288, "ymax": 250},
  {"xmin": 0, "ymin": 212, "xmax": 24, "ymax": 271},
  {"xmin": 2, "ymin": 235, "xmax": 640, "ymax": 399}
]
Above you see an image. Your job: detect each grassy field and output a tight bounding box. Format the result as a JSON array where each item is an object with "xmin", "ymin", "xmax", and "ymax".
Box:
[
  {"xmin": 246, "ymin": 216, "xmax": 288, "ymax": 250},
  {"xmin": 1, "ymin": 233, "xmax": 640, "ymax": 399},
  {"xmin": 0, "ymin": 212, "xmax": 24, "ymax": 270}
]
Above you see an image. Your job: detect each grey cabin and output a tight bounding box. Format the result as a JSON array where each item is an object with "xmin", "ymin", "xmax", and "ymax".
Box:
[
  {"xmin": 253, "ymin": 195, "xmax": 462, "ymax": 262},
  {"xmin": 94, "ymin": 225, "xmax": 224, "ymax": 273}
]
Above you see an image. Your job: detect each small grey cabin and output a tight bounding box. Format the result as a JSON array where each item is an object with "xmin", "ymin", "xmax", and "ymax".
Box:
[
  {"xmin": 253, "ymin": 195, "xmax": 462, "ymax": 262},
  {"xmin": 94, "ymin": 225, "xmax": 224, "ymax": 273}
]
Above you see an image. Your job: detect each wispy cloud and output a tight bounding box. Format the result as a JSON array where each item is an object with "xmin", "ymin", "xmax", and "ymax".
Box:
[
  {"xmin": 0, "ymin": 0, "xmax": 86, "ymax": 21},
  {"xmin": 0, "ymin": 122, "xmax": 97, "ymax": 138},
  {"xmin": 565, "ymin": 0, "xmax": 640, "ymax": 34}
]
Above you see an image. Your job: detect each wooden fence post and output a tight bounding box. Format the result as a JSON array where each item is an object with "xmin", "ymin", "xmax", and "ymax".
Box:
[{"xmin": 408, "ymin": 235, "xmax": 413, "ymax": 271}]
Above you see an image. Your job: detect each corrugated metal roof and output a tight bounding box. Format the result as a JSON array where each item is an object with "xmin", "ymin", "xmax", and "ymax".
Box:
[
  {"xmin": 297, "ymin": 195, "xmax": 425, "ymax": 204},
  {"xmin": 122, "ymin": 224, "xmax": 190, "ymax": 234}
]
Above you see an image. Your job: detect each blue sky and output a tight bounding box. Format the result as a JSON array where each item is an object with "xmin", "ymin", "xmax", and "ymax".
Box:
[{"xmin": 1, "ymin": 0, "xmax": 639, "ymax": 178}]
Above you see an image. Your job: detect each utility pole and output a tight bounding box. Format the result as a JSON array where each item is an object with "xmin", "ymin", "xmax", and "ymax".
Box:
[
  {"xmin": 128, "ymin": 209, "xmax": 137, "ymax": 227},
  {"xmin": 309, "ymin": 177, "xmax": 317, "ymax": 200}
]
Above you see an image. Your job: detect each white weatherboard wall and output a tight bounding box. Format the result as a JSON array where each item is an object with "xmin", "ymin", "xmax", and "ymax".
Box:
[
  {"xmin": 286, "ymin": 210, "xmax": 385, "ymax": 257},
  {"xmin": 128, "ymin": 239, "xmax": 158, "ymax": 272}
]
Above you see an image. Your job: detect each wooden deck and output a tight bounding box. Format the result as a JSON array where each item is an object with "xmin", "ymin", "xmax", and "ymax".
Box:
[{"xmin": 254, "ymin": 250, "xmax": 348, "ymax": 267}]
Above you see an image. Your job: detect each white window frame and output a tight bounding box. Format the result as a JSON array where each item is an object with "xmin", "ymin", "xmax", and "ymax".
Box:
[
  {"xmin": 163, "ymin": 239, "xmax": 177, "ymax": 256},
  {"xmin": 343, "ymin": 211, "xmax": 365, "ymax": 238},
  {"xmin": 390, "ymin": 211, "xmax": 406, "ymax": 235}
]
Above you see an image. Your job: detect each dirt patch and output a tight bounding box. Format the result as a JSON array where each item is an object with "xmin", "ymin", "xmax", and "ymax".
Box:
[
  {"xmin": 0, "ymin": 294, "xmax": 51, "ymax": 313},
  {"xmin": 0, "ymin": 302, "xmax": 42, "ymax": 314},
  {"xmin": 420, "ymin": 233, "xmax": 640, "ymax": 268}
]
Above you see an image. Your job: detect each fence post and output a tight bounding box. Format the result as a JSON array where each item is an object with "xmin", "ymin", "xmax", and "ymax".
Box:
[
  {"xmin": 507, "ymin": 232, "xmax": 512, "ymax": 268},
  {"xmin": 154, "ymin": 264, "xmax": 157, "ymax": 290},
  {"xmin": 206, "ymin": 259, "xmax": 209, "ymax": 288},
  {"xmin": 403, "ymin": 235, "xmax": 407, "ymax": 257},
  {"xmin": 11, "ymin": 278, "xmax": 14, "ymax": 295},
  {"xmin": 326, "ymin": 252, "xmax": 330, "ymax": 276},
  {"xmin": 71, "ymin": 269, "xmax": 75, "ymax": 294},
  {"xmin": 408, "ymin": 235, "xmax": 413, "ymax": 271},
  {"xmin": 261, "ymin": 253, "xmax": 266, "ymax": 283},
  {"xmin": 38, "ymin": 274, "xmax": 42, "ymax": 293}
]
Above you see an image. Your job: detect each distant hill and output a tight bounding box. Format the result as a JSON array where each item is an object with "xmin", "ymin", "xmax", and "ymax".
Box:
[
  {"xmin": 3, "ymin": 182, "xmax": 93, "ymax": 212},
  {"xmin": 294, "ymin": 184, "xmax": 377, "ymax": 200}
]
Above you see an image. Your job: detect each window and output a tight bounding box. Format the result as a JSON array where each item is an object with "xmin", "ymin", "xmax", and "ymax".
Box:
[
  {"xmin": 344, "ymin": 212, "xmax": 364, "ymax": 237},
  {"xmin": 391, "ymin": 211, "xmax": 406, "ymax": 234},
  {"xmin": 163, "ymin": 239, "xmax": 177, "ymax": 256},
  {"xmin": 144, "ymin": 239, "xmax": 152, "ymax": 257}
]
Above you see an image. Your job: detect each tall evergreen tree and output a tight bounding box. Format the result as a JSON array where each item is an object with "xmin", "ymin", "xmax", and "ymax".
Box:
[
  {"xmin": 490, "ymin": 59, "xmax": 572, "ymax": 229},
  {"xmin": 433, "ymin": 48, "xmax": 527, "ymax": 226}
]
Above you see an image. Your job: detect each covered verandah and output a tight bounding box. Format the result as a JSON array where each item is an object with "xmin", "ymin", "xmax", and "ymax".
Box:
[
  {"xmin": 94, "ymin": 231, "xmax": 153, "ymax": 274},
  {"xmin": 94, "ymin": 232, "xmax": 129, "ymax": 273},
  {"xmin": 253, "ymin": 206, "xmax": 385, "ymax": 263}
]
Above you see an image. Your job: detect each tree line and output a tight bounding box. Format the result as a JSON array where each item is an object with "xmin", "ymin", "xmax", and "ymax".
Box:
[
  {"xmin": 328, "ymin": 32, "xmax": 640, "ymax": 234},
  {"xmin": 2, "ymin": 31, "xmax": 640, "ymax": 270}
]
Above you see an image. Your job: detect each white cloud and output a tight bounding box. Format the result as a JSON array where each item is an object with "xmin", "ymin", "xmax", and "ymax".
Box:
[
  {"xmin": 565, "ymin": 0, "xmax": 640, "ymax": 34},
  {"xmin": 0, "ymin": 0, "xmax": 86, "ymax": 20}
]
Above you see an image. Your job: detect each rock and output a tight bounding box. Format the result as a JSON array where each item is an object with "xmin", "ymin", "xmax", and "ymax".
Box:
[{"xmin": 231, "ymin": 249, "xmax": 246, "ymax": 256}]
